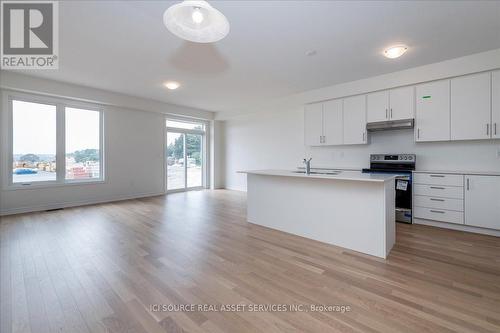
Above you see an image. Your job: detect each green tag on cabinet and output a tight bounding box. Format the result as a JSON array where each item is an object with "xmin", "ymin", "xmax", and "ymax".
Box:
[{"xmin": 422, "ymin": 95, "xmax": 431, "ymax": 99}]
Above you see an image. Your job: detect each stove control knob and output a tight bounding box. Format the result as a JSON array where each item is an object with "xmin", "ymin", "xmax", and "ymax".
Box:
[{"xmin": 408, "ymin": 156, "xmax": 413, "ymax": 160}]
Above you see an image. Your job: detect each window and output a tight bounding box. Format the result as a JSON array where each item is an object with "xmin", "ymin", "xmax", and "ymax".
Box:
[
  {"xmin": 65, "ymin": 107, "xmax": 101, "ymax": 180},
  {"xmin": 12, "ymin": 100, "xmax": 57, "ymax": 183},
  {"xmin": 166, "ymin": 120, "xmax": 205, "ymax": 131},
  {"xmin": 8, "ymin": 95, "xmax": 103, "ymax": 187},
  {"xmin": 166, "ymin": 119, "xmax": 206, "ymax": 191}
]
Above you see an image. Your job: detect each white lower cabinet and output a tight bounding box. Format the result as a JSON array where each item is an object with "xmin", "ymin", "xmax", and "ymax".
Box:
[
  {"xmin": 413, "ymin": 172, "xmax": 464, "ymax": 225},
  {"xmin": 414, "ymin": 207, "xmax": 464, "ymax": 225},
  {"xmin": 465, "ymin": 175, "xmax": 500, "ymax": 230},
  {"xmin": 414, "ymin": 196, "xmax": 463, "ymax": 211},
  {"xmin": 414, "ymin": 172, "xmax": 500, "ymax": 232},
  {"xmin": 414, "ymin": 184, "xmax": 463, "ymax": 199}
]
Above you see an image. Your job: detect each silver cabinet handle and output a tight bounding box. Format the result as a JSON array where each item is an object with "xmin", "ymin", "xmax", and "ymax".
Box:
[
  {"xmin": 430, "ymin": 198, "xmax": 445, "ymax": 202},
  {"xmin": 430, "ymin": 174, "xmax": 445, "ymax": 178},
  {"xmin": 466, "ymin": 178, "xmax": 470, "ymax": 191},
  {"xmin": 323, "ymin": 136, "xmax": 326, "ymax": 144},
  {"xmin": 430, "ymin": 186, "xmax": 445, "ymax": 190},
  {"xmin": 363, "ymin": 132, "xmax": 366, "ymax": 141},
  {"xmin": 495, "ymin": 123, "xmax": 497, "ymax": 136},
  {"xmin": 417, "ymin": 128, "xmax": 420, "ymax": 139},
  {"xmin": 430, "ymin": 210, "xmax": 445, "ymax": 214},
  {"xmin": 385, "ymin": 109, "xmax": 388, "ymax": 119},
  {"xmin": 390, "ymin": 108, "xmax": 393, "ymax": 118},
  {"xmin": 487, "ymin": 123, "xmax": 490, "ymax": 136}
]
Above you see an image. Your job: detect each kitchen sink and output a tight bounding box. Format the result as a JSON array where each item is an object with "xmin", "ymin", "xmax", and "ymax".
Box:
[{"xmin": 292, "ymin": 170, "xmax": 342, "ymax": 175}]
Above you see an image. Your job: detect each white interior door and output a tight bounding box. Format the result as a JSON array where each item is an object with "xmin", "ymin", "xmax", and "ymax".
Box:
[
  {"xmin": 304, "ymin": 103, "xmax": 323, "ymax": 146},
  {"xmin": 492, "ymin": 70, "xmax": 500, "ymax": 139},
  {"xmin": 322, "ymin": 99, "xmax": 343, "ymax": 145},
  {"xmin": 367, "ymin": 91, "xmax": 389, "ymax": 123},
  {"xmin": 465, "ymin": 175, "xmax": 500, "ymax": 230},
  {"xmin": 343, "ymin": 95, "xmax": 367, "ymax": 145},
  {"xmin": 415, "ymin": 80, "xmax": 450, "ymax": 142},
  {"xmin": 451, "ymin": 73, "xmax": 491, "ymax": 140},
  {"xmin": 389, "ymin": 86, "xmax": 414, "ymax": 120}
]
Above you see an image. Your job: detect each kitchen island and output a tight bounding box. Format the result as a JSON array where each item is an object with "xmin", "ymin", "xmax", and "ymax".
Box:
[{"xmin": 240, "ymin": 170, "xmax": 396, "ymax": 258}]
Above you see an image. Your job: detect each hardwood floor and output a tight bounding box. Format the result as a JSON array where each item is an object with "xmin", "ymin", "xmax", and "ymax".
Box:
[{"xmin": 1, "ymin": 190, "xmax": 500, "ymax": 333}]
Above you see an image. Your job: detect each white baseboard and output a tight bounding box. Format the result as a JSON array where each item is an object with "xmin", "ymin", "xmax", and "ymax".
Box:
[
  {"xmin": 224, "ymin": 186, "xmax": 247, "ymax": 192},
  {"xmin": 0, "ymin": 191, "xmax": 165, "ymax": 217},
  {"xmin": 413, "ymin": 218, "xmax": 500, "ymax": 237}
]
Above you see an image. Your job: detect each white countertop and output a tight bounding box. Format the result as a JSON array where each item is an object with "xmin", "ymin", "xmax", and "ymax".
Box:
[
  {"xmin": 413, "ymin": 170, "xmax": 500, "ymax": 176},
  {"xmin": 239, "ymin": 169, "xmax": 396, "ymax": 183}
]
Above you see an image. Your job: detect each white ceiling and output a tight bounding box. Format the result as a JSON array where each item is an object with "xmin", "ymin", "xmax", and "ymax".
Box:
[{"xmin": 16, "ymin": 0, "xmax": 500, "ymax": 115}]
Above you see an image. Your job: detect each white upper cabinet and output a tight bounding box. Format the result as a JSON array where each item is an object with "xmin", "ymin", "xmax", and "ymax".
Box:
[
  {"xmin": 465, "ymin": 175, "xmax": 500, "ymax": 230},
  {"xmin": 304, "ymin": 103, "xmax": 323, "ymax": 146},
  {"xmin": 389, "ymin": 86, "xmax": 414, "ymax": 121},
  {"xmin": 492, "ymin": 70, "xmax": 500, "ymax": 139},
  {"xmin": 367, "ymin": 87, "xmax": 414, "ymax": 123},
  {"xmin": 415, "ymin": 80, "xmax": 450, "ymax": 142},
  {"xmin": 343, "ymin": 95, "xmax": 367, "ymax": 145},
  {"xmin": 307, "ymin": 70, "xmax": 497, "ymax": 146},
  {"xmin": 451, "ymin": 72, "xmax": 491, "ymax": 141},
  {"xmin": 323, "ymin": 99, "xmax": 343, "ymax": 145},
  {"xmin": 367, "ymin": 91, "xmax": 389, "ymax": 123}
]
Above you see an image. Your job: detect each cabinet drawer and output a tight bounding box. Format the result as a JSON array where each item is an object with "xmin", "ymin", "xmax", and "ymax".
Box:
[
  {"xmin": 413, "ymin": 195, "xmax": 463, "ymax": 211},
  {"xmin": 414, "ymin": 184, "xmax": 464, "ymax": 199},
  {"xmin": 414, "ymin": 207, "xmax": 464, "ymax": 225},
  {"xmin": 413, "ymin": 173, "xmax": 463, "ymax": 186}
]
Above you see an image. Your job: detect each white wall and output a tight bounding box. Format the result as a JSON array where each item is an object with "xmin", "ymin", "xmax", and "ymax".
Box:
[
  {"xmin": 0, "ymin": 73, "xmax": 215, "ymax": 215},
  {"xmin": 210, "ymin": 120, "xmax": 225, "ymax": 189},
  {"xmin": 223, "ymin": 49, "xmax": 500, "ymax": 191}
]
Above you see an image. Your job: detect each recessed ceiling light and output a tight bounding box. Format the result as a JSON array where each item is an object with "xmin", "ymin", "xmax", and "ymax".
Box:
[
  {"xmin": 163, "ymin": 0, "xmax": 230, "ymax": 43},
  {"xmin": 384, "ymin": 45, "xmax": 408, "ymax": 59},
  {"xmin": 306, "ymin": 50, "xmax": 317, "ymax": 57},
  {"xmin": 164, "ymin": 81, "xmax": 180, "ymax": 90}
]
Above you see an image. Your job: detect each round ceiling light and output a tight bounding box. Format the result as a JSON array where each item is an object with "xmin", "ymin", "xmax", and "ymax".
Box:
[
  {"xmin": 384, "ymin": 45, "xmax": 408, "ymax": 59},
  {"xmin": 164, "ymin": 81, "xmax": 180, "ymax": 90},
  {"xmin": 163, "ymin": 0, "xmax": 230, "ymax": 43}
]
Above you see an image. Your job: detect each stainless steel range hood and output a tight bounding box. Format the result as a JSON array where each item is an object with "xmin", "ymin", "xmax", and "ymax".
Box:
[{"xmin": 366, "ymin": 119, "xmax": 414, "ymax": 132}]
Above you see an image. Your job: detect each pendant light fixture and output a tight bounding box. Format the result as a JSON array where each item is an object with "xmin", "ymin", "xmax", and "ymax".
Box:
[{"xmin": 163, "ymin": 0, "xmax": 230, "ymax": 43}]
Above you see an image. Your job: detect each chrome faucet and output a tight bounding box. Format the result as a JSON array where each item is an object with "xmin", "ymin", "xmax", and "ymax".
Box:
[{"xmin": 303, "ymin": 158, "xmax": 312, "ymax": 175}]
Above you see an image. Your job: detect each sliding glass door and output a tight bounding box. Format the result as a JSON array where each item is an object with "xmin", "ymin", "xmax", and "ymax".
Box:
[
  {"xmin": 186, "ymin": 133, "xmax": 202, "ymax": 188},
  {"xmin": 166, "ymin": 120, "xmax": 205, "ymax": 192},
  {"xmin": 166, "ymin": 132, "xmax": 185, "ymax": 190}
]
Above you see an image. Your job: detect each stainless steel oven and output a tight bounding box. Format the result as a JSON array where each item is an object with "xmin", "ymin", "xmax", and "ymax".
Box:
[{"xmin": 362, "ymin": 154, "xmax": 416, "ymax": 224}]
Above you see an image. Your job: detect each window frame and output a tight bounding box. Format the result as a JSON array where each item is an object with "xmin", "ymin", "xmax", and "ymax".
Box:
[
  {"xmin": 3, "ymin": 91, "xmax": 105, "ymax": 190},
  {"xmin": 165, "ymin": 116, "xmax": 209, "ymax": 193}
]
